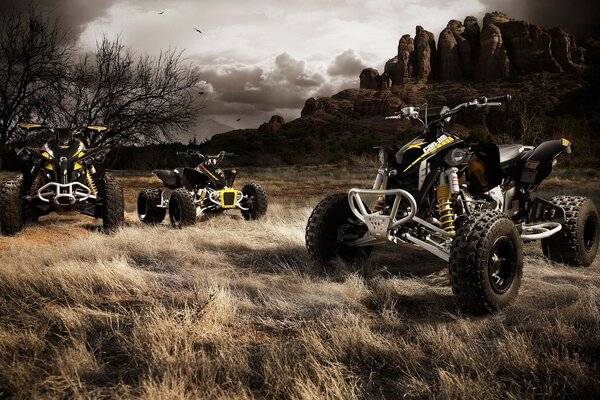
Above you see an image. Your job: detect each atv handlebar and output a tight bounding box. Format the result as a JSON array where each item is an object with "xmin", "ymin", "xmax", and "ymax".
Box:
[
  {"xmin": 385, "ymin": 94, "xmax": 511, "ymax": 122},
  {"xmin": 486, "ymin": 94, "xmax": 511, "ymax": 103},
  {"xmin": 176, "ymin": 150, "xmax": 238, "ymax": 159}
]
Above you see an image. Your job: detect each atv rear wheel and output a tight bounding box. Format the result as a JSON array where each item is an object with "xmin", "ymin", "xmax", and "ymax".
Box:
[
  {"xmin": 102, "ymin": 173, "xmax": 125, "ymax": 232},
  {"xmin": 241, "ymin": 183, "xmax": 268, "ymax": 220},
  {"xmin": 169, "ymin": 188, "xmax": 196, "ymax": 228},
  {"xmin": 450, "ymin": 210, "xmax": 523, "ymax": 314},
  {"xmin": 138, "ymin": 189, "xmax": 166, "ymax": 224},
  {"xmin": 305, "ymin": 193, "xmax": 372, "ymax": 269},
  {"xmin": 541, "ymin": 196, "xmax": 599, "ymax": 267},
  {"xmin": 0, "ymin": 176, "xmax": 25, "ymax": 236}
]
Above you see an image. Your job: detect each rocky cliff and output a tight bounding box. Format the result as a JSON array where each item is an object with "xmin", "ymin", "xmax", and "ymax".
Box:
[{"xmin": 360, "ymin": 12, "xmax": 588, "ymax": 89}]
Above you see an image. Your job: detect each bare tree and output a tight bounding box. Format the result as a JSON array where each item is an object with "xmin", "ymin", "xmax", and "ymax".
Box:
[
  {"xmin": 0, "ymin": 8, "xmax": 72, "ymax": 146},
  {"xmin": 52, "ymin": 37, "xmax": 205, "ymax": 146}
]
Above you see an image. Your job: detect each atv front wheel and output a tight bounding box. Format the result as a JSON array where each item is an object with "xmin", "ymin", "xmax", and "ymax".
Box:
[
  {"xmin": 241, "ymin": 183, "xmax": 268, "ymax": 220},
  {"xmin": 450, "ymin": 210, "xmax": 523, "ymax": 314},
  {"xmin": 102, "ymin": 173, "xmax": 125, "ymax": 232},
  {"xmin": 138, "ymin": 189, "xmax": 166, "ymax": 224},
  {"xmin": 305, "ymin": 193, "xmax": 372, "ymax": 269},
  {"xmin": 0, "ymin": 176, "xmax": 25, "ymax": 236},
  {"xmin": 169, "ymin": 188, "xmax": 196, "ymax": 228},
  {"xmin": 541, "ymin": 196, "xmax": 599, "ymax": 267}
]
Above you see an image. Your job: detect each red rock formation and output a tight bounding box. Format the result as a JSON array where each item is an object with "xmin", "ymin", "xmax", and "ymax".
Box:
[
  {"xmin": 463, "ymin": 16, "xmax": 481, "ymax": 77},
  {"xmin": 414, "ymin": 26, "xmax": 435, "ymax": 80},
  {"xmin": 499, "ymin": 20, "xmax": 561, "ymax": 74},
  {"xmin": 477, "ymin": 23, "xmax": 510, "ymax": 81},
  {"xmin": 359, "ymin": 68, "xmax": 392, "ymax": 90},
  {"xmin": 258, "ymin": 115, "xmax": 285, "ymax": 133},
  {"xmin": 483, "ymin": 11, "xmax": 512, "ymax": 27},
  {"xmin": 357, "ymin": 11, "xmax": 590, "ymax": 88},
  {"xmin": 572, "ymin": 47, "xmax": 586, "ymax": 64},
  {"xmin": 385, "ymin": 35, "xmax": 415, "ymax": 85},
  {"xmin": 438, "ymin": 27, "xmax": 462, "ymax": 80},
  {"xmin": 548, "ymin": 28, "xmax": 584, "ymax": 71}
]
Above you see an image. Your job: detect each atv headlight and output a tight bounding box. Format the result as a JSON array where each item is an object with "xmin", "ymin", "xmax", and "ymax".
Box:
[
  {"xmin": 93, "ymin": 151, "xmax": 107, "ymax": 162},
  {"xmin": 444, "ymin": 148, "xmax": 469, "ymax": 166},
  {"xmin": 378, "ymin": 148, "xmax": 388, "ymax": 166},
  {"xmin": 19, "ymin": 151, "xmax": 31, "ymax": 162}
]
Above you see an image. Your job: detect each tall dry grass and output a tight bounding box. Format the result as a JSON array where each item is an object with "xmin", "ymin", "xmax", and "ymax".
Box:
[{"xmin": 0, "ymin": 168, "xmax": 599, "ymax": 399}]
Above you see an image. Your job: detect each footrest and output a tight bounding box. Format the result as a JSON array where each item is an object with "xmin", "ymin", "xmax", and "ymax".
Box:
[{"xmin": 527, "ymin": 197, "xmax": 566, "ymax": 224}]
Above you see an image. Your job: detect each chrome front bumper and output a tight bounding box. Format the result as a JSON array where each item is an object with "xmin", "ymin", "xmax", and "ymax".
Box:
[{"xmin": 37, "ymin": 182, "xmax": 96, "ymax": 205}]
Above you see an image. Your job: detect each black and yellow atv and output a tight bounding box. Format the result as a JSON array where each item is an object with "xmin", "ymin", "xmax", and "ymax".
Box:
[
  {"xmin": 0, "ymin": 123, "xmax": 124, "ymax": 235},
  {"xmin": 306, "ymin": 95, "xmax": 599, "ymax": 314},
  {"xmin": 137, "ymin": 150, "xmax": 267, "ymax": 227}
]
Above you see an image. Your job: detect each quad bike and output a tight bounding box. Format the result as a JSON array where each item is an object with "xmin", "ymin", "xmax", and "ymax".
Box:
[
  {"xmin": 306, "ymin": 95, "xmax": 599, "ymax": 314},
  {"xmin": 137, "ymin": 149, "xmax": 268, "ymax": 227},
  {"xmin": 0, "ymin": 123, "xmax": 124, "ymax": 235}
]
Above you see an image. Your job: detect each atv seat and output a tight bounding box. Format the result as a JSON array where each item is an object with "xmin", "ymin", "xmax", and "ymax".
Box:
[
  {"xmin": 498, "ymin": 144, "xmax": 526, "ymax": 165},
  {"xmin": 153, "ymin": 169, "xmax": 181, "ymax": 189}
]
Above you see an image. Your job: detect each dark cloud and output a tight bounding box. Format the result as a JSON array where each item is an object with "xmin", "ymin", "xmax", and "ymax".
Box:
[
  {"xmin": 199, "ymin": 53, "xmax": 325, "ymax": 114},
  {"xmin": 327, "ymin": 50, "xmax": 366, "ymax": 77},
  {"xmin": 480, "ymin": 0, "xmax": 600, "ymax": 39},
  {"xmin": 0, "ymin": 0, "xmax": 118, "ymax": 38}
]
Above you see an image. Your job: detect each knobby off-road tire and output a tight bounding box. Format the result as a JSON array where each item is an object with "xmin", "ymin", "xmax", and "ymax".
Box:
[
  {"xmin": 169, "ymin": 188, "xmax": 196, "ymax": 228},
  {"xmin": 305, "ymin": 193, "xmax": 372, "ymax": 270},
  {"xmin": 102, "ymin": 173, "xmax": 125, "ymax": 233},
  {"xmin": 541, "ymin": 196, "xmax": 599, "ymax": 267},
  {"xmin": 450, "ymin": 210, "xmax": 523, "ymax": 315},
  {"xmin": 0, "ymin": 176, "xmax": 25, "ymax": 236},
  {"xmin": 241, "ymin": 182, "xmax": 268, "ymax": 220},
  {"xmin": 138, "ymin": 189, "xmax": 166, "ymax": 224}
]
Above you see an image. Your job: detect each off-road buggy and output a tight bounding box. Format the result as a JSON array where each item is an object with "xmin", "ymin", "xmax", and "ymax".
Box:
[
  {"xmin": 137, "ymin": 149, "xmax": 268, "ymax": 227},
  {"xmin": 306, "ymin": 95, "xmax": 599, "ymax": 314},
  {"xmin": 0, "ymin": 123, "xmax": 124, "ymax": 235}
]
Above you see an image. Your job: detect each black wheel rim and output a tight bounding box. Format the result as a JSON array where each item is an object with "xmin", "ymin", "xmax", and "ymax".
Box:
[
  {"xmin": 488, "ymin": 236, "xmax": 518, "ymax": 294},
  {"xmin": 583, "ymin": 215, "xmax": 597, "ymax": 251},
  {"xmin": 337, "ymin": 217, "xmax": 368, "ymax": 249},
  {"xmin": 171, "ymin": 198, "xmax": 182, "ymax": 225},
  {"xmin": 244, "ymin": 191, "xmax": 255, "ymax": 217},
  {"xmin": 138, "ymin": 197, "xmax": 147, "ymax": 219}
]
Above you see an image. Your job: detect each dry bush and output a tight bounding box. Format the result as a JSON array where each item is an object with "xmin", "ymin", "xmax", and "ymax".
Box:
[{"xmin": 0, "ymin": 170, "xmax": 599, "ymax": 399}]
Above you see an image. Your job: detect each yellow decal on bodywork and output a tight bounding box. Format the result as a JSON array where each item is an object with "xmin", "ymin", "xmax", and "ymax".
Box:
[
  {"xmin": 402, "ymin": 135, "xmax": 455, "ymax": 173},
  {"xmin": 86, "ymin": 125, "xmax": 108, "ymax": 132},
  {"xmin": 18, "ymin": 123, "xmax": 43, "ymax": 130}
]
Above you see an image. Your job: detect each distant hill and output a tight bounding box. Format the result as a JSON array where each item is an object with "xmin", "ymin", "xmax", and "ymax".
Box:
[{"xmin": 175, "ymin": 118, "xmax": 234, "ymax": 144}]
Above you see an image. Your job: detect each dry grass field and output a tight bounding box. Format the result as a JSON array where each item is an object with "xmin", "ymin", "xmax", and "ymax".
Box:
[{"xmin": 0, "ymin": 166, "xmax": 599, "ymax": 399}]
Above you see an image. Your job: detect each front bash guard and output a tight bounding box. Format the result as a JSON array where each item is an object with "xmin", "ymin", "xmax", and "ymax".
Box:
[
  {"xmin": 347, "ymin": 188, "xmax": 453, "ymax": 262},
  {"xmin": 348, "ymin": 188, "xmax": 417, "ymax": 241}
]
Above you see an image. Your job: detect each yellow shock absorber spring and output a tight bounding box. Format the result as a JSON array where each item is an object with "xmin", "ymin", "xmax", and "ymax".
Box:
[
  {"xmin": 29, "ymin": 173, "xmax": 43, "ymax": 195},
  {"xmin": 437, "ymin": 183, "xmax": 456, "ymax": 234},
  {"xmin": 86, "ymin": 170, "xmax": 98, "ymax": 195},
  {"xmin": 372, "ymin": 196, "xmax": 385, "ymax": 212}
]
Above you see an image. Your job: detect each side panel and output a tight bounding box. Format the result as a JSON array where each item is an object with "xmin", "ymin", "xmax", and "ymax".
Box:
[{"xmin": 516, "ymin": 138, "xmax": 571, "ymax": 189}]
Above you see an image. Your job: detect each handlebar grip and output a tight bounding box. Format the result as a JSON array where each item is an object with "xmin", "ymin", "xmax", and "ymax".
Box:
[{"xmin": 487, "ymin": 94, "xmax": 511, "ymax": 103}]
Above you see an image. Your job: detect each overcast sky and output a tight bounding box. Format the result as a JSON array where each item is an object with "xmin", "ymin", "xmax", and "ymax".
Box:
[{"xmin": 3, "ymin": 0, "xmax": 597, "ymax": 135}]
